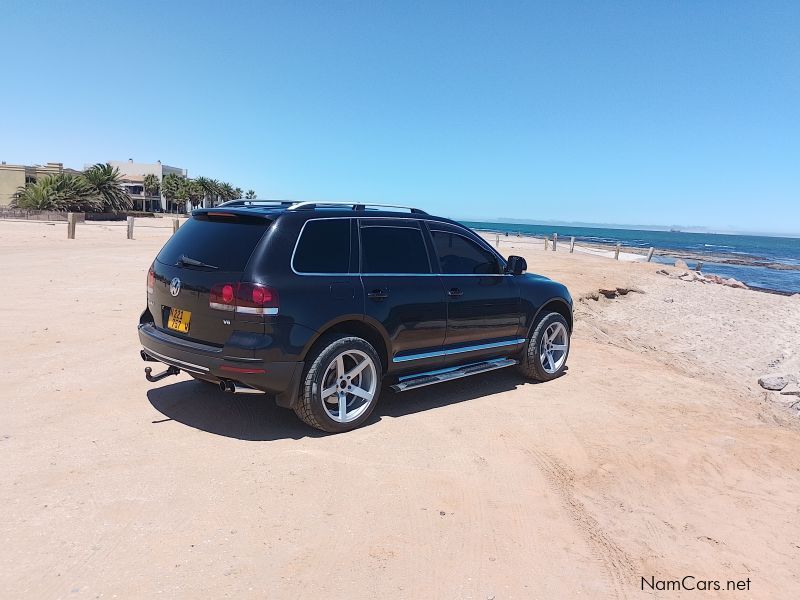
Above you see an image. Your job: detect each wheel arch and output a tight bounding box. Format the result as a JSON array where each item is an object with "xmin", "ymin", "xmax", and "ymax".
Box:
[
  {"xmin": 529, "ymin": 298, "xmax": 573, "ymax": 336},
  {"xmin": 301, "ymin": 317, "xmax": 390, "ymax": 372}
]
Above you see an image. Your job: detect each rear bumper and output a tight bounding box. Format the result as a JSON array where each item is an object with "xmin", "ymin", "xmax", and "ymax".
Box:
[{"xmin": 138, "ymin": 323, "xmax": 304, "ymax": 408}]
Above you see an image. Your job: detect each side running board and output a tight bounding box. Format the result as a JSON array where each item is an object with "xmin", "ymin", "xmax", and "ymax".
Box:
[{"xmin": 390, "ymin": 358, "xmax": 518, "ymax": 392}]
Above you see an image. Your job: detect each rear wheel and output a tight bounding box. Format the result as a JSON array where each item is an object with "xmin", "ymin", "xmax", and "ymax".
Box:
[
  {"xmin": 517, "ymin": 312, "xmax": 570, "ymax": 381},
  {"xmin": 294, "ymin": 335, "xmax": 382, "ymax": 433}
]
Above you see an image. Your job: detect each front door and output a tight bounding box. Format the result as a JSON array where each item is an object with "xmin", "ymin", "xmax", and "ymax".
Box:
[
  {"xmin": 358, "ymin": 219, "xmax": 448, "ymax": 374},
  {"xmin": 428, "ymin": 226, "xmax": 523, "ymax": 365}
]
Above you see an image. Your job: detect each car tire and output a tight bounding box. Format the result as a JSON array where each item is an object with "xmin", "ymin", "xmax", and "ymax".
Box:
[
  {"xmin": 294, "ymin": 335, "xmax": 383, "ymax": 433},
  {"xmin": 517, "ymin": 312, "xmax": 571, "ymax": 382}
]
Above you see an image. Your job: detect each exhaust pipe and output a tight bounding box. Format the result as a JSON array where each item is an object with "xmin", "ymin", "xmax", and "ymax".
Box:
[
  {"xmin": 219, "ymin": 380, "xmax": 265, "ymax": 395},
  {"xmin": 140, "ymin": 349, "xmax": 158, "ymax": 362}
]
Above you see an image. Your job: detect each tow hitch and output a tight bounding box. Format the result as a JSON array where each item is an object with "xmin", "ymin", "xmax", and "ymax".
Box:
[{"xmin": 144, "ymin": 365, "xmax": 181, "ymax": 382}]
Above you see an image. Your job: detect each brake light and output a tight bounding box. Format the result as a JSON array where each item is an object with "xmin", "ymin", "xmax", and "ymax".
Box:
[
  {"xmin": 147, "ymin": 266, "xmax": 155, "ymax": 294},
  {"xmin": 210, "ymin": 283, "xmax": 236, "ymax": 311},
  {"xmin": 209, "ymin": 282, "xmax": 279, "ymax": 315},
  {"xmin": 237, "ymin": 283, "xmax": 279, "ymax": 315}
]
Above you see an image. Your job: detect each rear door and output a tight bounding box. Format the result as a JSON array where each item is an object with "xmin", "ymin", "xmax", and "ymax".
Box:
[
  {"xmin": 428, "ymin": 224, "xmax": 523, "ymax": 364},
  {"xmin": 150, "ymin": 212, "xmax": 272, "ymax": 345},
  {"xmin": 358, "ymin": 219, "xmax": 447, "ymax": 372}
]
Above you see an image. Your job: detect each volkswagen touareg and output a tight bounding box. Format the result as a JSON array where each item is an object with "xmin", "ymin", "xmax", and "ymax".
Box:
[{"xmin": 139, "ymin": 201, "xmax": 572, "ymax": 432}]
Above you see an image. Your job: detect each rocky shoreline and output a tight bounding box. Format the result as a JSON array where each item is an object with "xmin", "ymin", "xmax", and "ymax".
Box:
[
  {"xmin": 476, "ymin": 229, "xmax": 799, "ymax": 271},
  {"xmin": 575, "ymin": 239, "xmax": 799, "ymax": 270}
]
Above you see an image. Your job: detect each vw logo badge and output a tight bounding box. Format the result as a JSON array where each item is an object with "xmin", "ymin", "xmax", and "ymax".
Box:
[{"xmin": 169, "ymin": 277, "xmax": 181, "ymax": 297}]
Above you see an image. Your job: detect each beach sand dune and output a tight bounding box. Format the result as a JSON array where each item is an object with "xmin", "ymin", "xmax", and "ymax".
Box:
[{"xmin": 1, "ymin": 220, "xmax": 798, "ymax": 599}]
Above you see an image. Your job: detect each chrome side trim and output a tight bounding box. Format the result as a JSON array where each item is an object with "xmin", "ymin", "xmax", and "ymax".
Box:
[
  {"xmin": 235, "ymin": 306, "xmax": 279, "ymax": 315},
  {"xmin": 393, "ymin": 349, "xmax": 446, "ymax": 362},
  {"xmin": 393, "ymin": 338, "xmax": 526, "ymax": 363},
  {"xmin": 141, "ymin": 346, "xmax": 210, "ymax": 373}
]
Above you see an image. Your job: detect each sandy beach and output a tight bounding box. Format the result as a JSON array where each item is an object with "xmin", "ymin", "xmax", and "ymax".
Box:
[{"xmin": 2, "ymin": 218, "xmax": 799, "ymax": 599}]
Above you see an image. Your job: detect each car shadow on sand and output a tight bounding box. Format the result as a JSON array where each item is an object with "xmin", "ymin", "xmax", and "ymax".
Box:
[{"xmin": 147, "ymin": 368, "xmax": 549, "ymax": 441}]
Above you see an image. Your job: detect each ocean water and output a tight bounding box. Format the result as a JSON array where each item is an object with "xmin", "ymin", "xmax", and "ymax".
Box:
[{"xmin": 461, "ymin": 221, "xmax": 800, "ymax": 294}]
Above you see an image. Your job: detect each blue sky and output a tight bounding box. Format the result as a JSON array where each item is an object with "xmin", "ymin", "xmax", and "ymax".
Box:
[{"xmin": 2, "ymin": 1, "xmax": 798, "ymax": 233}]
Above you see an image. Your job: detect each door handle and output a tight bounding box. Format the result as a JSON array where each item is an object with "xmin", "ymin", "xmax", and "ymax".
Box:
[
  {"xmin": 368, "ymin": 288, "xmax": 389, "ymax": 300},
  {"xmin": 447, "ymin": 288, "xmax": 463, "ymax": 297}
]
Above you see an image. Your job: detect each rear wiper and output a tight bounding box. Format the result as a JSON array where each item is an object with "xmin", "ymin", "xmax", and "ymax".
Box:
[{"xmin": 177, "ymin": 254, "xmax": 219, "ymax": 270}]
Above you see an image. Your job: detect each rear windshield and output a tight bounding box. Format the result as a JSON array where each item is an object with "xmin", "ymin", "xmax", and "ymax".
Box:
[{"xmin": 156, "ymin": 215, "xmax": 271, "ymax": 271}]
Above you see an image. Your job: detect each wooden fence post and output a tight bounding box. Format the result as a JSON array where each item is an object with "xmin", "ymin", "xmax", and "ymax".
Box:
[
  {"xmin": 67, "ymin": 212, "xmax": 77, "ymax": 239},
  {"xmin": 646, "ymin": 247, "xmax": 655, "ymax": 262},
  {"xmin": 552, "ymin": 233, "xmax": 557, "ymax": 251},
  {"xmin": 614, "ymin": 243, "xmax": 621, "ymax": 260},
  {"xmin": 570, "ymin": 236, "xmax": 575, "ymax": 253},
  {"xmin": 127, "ymin": 216, "xmax": 134, "ymax": 240},
  {"xmin": 544, "ymin": 237, "xmax": 549, "ymax": 251},
  {"xmin": 172, "ymin": 218, "xmax": 180, "ymax": 234}
]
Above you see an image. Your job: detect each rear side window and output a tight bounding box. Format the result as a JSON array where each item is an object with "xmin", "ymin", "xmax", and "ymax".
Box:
[
  {"xmin": 156, "ymin": 215, "xmax": 270, "ymax": 271},
  {"xmin": 431, "ymin": 230, "xmax": 500, "ymax": 274},
  {"xmin": 360, "ymin": 226, "xmax": 431, "ymax": 274},
  {"xmin": 293, "ymin": 219, "xmax": 351, "ymax": 273}
]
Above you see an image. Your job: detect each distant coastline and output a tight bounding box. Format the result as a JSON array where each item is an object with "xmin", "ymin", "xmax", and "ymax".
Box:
[
  {"xmin": 458, "ymin": 217, "xmax": 800, "ymax": 239},
  {"xmin": 462, "ymin": 220, "xmax": 800, "ymax": 294}
]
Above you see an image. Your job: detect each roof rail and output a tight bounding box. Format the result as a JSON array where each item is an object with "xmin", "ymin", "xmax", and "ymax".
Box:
[
  {"xmin": 217, "ymin": 199, "xmax": 300, "ymax": 208},
  {"xmin": 287, "ymin": 201, "xmax": 427, "ymax": 214}
]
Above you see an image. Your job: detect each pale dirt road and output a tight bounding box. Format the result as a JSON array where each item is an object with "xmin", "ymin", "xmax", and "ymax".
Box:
[{"xmin": 1, "ymin": 219, "xmax": 798, "ymax": 599}]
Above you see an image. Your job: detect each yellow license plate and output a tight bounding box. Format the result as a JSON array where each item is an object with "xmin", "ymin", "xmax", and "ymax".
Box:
[{"xmin": 167, "ymin": 308, "xmax": 191, "ymax": 333}]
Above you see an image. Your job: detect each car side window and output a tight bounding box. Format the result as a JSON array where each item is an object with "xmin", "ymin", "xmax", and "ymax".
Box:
[
  {"xmin": 431, "ymin": 230, "xmax": 500, "ymax": 275},
  {"xmin": 360, "ymin": 226, "xmax": 431, "ymax": 274},
  {"xmin": 293, "ymin": 219, "xmax": 351, "ymax": 273}
]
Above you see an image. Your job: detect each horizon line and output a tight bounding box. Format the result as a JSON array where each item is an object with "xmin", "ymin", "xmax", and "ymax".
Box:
[{"xmin": 453, "ymin": 216, "xmax": 800, "ymax": 239}]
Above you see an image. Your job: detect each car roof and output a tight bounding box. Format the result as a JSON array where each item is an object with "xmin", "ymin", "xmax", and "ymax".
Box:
[{"xmin": 193, "ymin": 200, "xmax": 459, "ymax": 225}]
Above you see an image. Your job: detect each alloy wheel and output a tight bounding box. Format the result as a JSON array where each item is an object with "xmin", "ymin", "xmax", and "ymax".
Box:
[{"xmin": 319, "ymin": 349, "xmax": 378, "ymax": 423}]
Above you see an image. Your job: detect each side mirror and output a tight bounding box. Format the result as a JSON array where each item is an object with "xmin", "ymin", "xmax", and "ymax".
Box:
[{"xmin": 505, "ymin": 255, "xmax": 527, "ymax": 275}]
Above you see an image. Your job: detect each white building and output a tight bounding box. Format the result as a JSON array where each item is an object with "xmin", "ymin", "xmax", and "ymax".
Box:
[{"xmin": 105, "ymin": 159, "xmax": 188, "ymax": 212}]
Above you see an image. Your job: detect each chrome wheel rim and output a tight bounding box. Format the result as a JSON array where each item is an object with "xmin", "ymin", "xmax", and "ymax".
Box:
[
  {"xmin": 320, "ymin": 350, "xmax": 377, "ymax": 423},
  {"xmin": 539, "ymin": 322, "xmax": 568, "ymax": 374}
]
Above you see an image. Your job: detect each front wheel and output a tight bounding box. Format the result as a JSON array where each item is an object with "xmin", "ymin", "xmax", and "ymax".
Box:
[
  {"xmin": 294, "ymin": 335, "xmax": 383, "ymax": 433},
  {"xmin": 517, "ymin": 312, "xmax": 571, "ymax": 381}
]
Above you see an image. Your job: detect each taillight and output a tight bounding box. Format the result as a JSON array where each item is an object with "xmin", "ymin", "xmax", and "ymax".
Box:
[
  {"xmin": 209, "ymin": 282, "xmax": 279, "ymax": 315},
  {"xmin": 147, "ymin": 266, "xmax": 155, "ymax": 294},
  {"xmin": 209, "ymin": 283, "xmax": 236, "ymax": 311},
  {"xmin": 237, "ymin": 283, "xmax": 279, "ymax": 315}
]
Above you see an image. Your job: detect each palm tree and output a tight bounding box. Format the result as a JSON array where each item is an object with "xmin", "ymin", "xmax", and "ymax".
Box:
[
  {"xmin": 11, "ymin": 174, "xmax": 100, "ymax": 212},
  {"xmin": 83, "ymin": 163, "xmax": 132, "ymax": 212},
  {"xmin": 177, "ymin": 179, "xmax": 205, "ymax": 212},
  {"xmin": 161, "ymin": 173, "xmax": 183, "ymax": 211},
  {"xmin": 195, "ymin": 177, "xmax": 222, "ymax": 208},
  {"xmin": 143, "ymin": 174, "xmax": 160, "ymax": 212},
  {"xmin": 219, "ymin": 182, "xmax": 237, "ymax": 202},
  {"xmin": 11, "ymin": 176, "xmax": 63, "ymax": 210},
  {"xmin": 234, "ymin": 187, "xmax": 243, "ymax": 200},
  {"xmin": 245, "ymin": 189, "xmax": 257, "ymax": 200}
]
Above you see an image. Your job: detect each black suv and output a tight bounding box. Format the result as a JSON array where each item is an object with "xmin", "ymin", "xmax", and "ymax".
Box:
[{"xmin": 139, "ymin": 201, "xmax": 572, "ymax": 432}]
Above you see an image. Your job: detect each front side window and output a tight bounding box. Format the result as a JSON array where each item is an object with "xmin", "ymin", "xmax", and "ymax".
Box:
[
  {"xmin": 293, "ymin": 219, "xmax": 351, "ymax": 273},
  {"xmin": 431, "ymin": 230, "xmax": 500, "ymax": 274},
  {"xmin": 360, "ymin": 226, "xmax": 431, "ymax": 274}
]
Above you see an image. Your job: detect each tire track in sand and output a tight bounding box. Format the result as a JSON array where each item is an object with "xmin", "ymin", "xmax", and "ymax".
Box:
[{"xmin": 526, "ymin": 447, "xmax": 635, "ymax": 600}]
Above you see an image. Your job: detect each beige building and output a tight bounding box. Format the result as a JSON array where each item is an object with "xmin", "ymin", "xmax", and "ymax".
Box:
[
  {"xmin": 0, "ymin": 162, "xmax": 82, "ymax": 207},
  {"xmin": 106, "ymin": 159, "xmax": 188, "ymax": 212}
]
